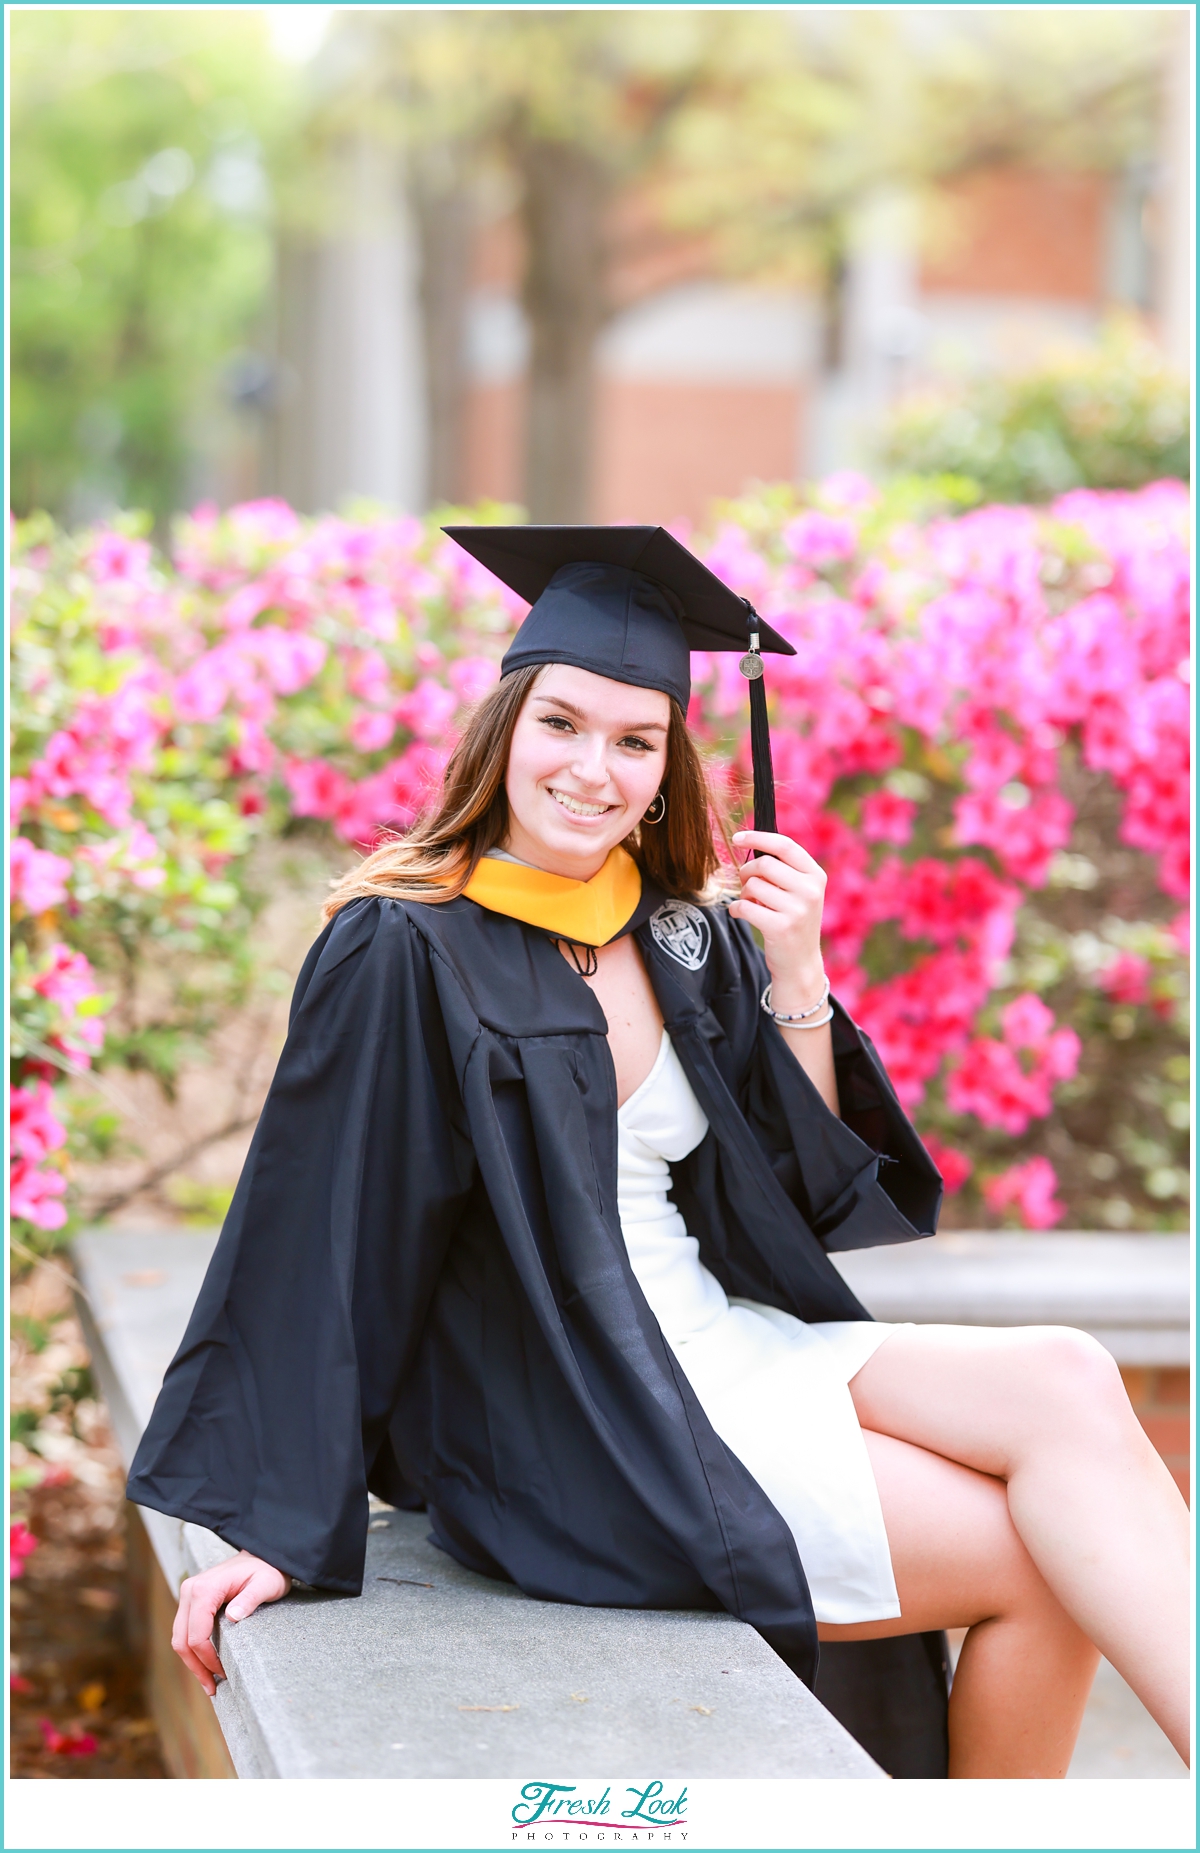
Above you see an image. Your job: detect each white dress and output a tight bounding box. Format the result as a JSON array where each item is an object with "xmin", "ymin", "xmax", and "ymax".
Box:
[{"xmin": 617, "ymin": 1028, "xmax": 903, "ymax": 1625}]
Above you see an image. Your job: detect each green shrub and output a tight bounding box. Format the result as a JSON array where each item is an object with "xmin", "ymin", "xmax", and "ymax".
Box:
[{"xmin": 881, "ymin": 321, "xmax": 1188, "ymax": 503}]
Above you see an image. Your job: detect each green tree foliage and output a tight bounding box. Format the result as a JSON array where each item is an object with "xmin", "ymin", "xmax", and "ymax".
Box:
[
  {"xmin": 10, "ymin": 11, "xmax": 296, "ymax": 524},
  {"xmin": 880, "ymin": 322, "xmax": 1189, "ymax": 502}
]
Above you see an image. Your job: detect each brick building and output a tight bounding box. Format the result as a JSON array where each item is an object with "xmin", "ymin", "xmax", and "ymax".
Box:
[
  {"xmin": 262, "ymin": 153, "xmax": 1172, "ymax": 526},
  {"xmin": 463, "ymin": 161, "xmax": 1164, "ymax": 527}
]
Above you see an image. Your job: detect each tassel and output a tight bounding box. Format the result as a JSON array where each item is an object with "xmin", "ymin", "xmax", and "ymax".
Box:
[{"xmin": 740, "ymin": 601, "xmax": 777, "ymax": 834}]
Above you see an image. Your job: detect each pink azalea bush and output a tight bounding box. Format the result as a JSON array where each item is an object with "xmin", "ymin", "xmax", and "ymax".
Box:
[{"xmin": 9, "ymin": 480, "xmax": 1189, "ymax": 1236}]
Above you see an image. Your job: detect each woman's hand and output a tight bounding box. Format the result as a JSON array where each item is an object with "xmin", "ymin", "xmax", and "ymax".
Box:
[
  {"xmin": 728, "ymin": 829, "xmax": 839, "ymax": 1116},
  {"xmin": 728, "ymin": 830, "xmax": 827, "ymax": 1011},
  {"xmin": 172, "ymin": 1549, "xmax": 291, "ymax": 1695}
]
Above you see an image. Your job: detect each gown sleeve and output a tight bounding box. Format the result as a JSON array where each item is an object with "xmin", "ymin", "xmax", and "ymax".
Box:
[
  {"xmin": 125, "ymin": 897, "xmax": 476, "ymax": 1593},
  {"xmin": 722, "ymin": 913, "xmax": 944, "ymax": 1253}
]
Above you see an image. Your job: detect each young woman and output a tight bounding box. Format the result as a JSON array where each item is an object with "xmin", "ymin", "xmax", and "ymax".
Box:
[{"xmin": 131, "ymin": 537, "xmax": 1190, "ymax": 1780}]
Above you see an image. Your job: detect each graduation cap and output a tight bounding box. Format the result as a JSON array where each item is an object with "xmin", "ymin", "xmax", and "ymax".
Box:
[{"xmin": 442, "ymin": 525, "xmax": 794, "ymax": 832}]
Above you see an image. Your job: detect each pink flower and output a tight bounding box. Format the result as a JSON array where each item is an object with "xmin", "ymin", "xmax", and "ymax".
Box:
[
  {"xmin": 983, "ymin": 1157, "xmax": 1065, "ymax": 1229},
  {"xmin": 1099, "ymin": 952, "xmax": 1151, "ymax": 1007},
  {"xmin": 86, "ymin": 530, "xmax": 152, "ymax": 585},
  {"xmin": 437, "ymin": 539, "xmax": 529, "ymax": 621},
  {"xmin": 347, "ymin": 650, "xmax": 392, "ymax": 706},
  {"xmin": 947, "ymin": 1046, "xmax": 1024, "ymax": 1133},
  {"xmin": 946, "ymin": 1011, "xmax": 1079, "ymax": 1135},
  {"xmin": 861, "ymin": 790, "xmax": 917, "ymax": 846},
  {"xmin": 10, "ymin": 838, "xmax": 72, "ymax": 914},
  {"xmin": 221, "ymin": 582, "xmax": 274, "ymax": 631},
  {"xmin": 283, "ymin": 758, "xmax": 352, "ymax": 821},
  {"xmin": 9, "ymin": 1158, "xmax": 69, "ymax": 1230},
  {"xmin": 39, "ymin": 1718, "xmax": 98, "ymax": 1756},
  {"xmin": 348, "ymin": 582, "xmax": 398, "ymax": 641},
  {"xmin": 449, "ymin": 655, "xmax": 501, "ymax": 706},
  {"xmin": 385, "ymin": 742, "xmax": 451, "ymax": 820},
  {"xmin": 332, "ymin": 741, "xmax": 453, "ymax": 844},
  {"xmin": 228, "ymin": 719, "xmax": 275, "ymax": 777},
  {"xmin": 76, "ymin": 827, "xmax": 165, "ymax": 895},
  {"xmin": 333, "ymin": 778, "xmax": 395, "ymax": 847},
  {"xmin": 10, "ymin": 1082, "xmax": 67, "ymax": 1164},
  {"xmin": 251, "ymin": 627, "xmax": 327, "ymax": 695},
  {"xmin": 349, "ymin": 709, "xmax": 396, "ymax": 754},
  {"xmin": 961, "ymin": 718, "xmax": 1024, "ymax": 793},
  {"xmin": 952, "ymin": 787, "xmax": 1074, "ymax": 887},
  {"xmin": 821, "ymin": 471, "xmax": 877, "ymax": 512},
  {"xmin": 227, "ymin": 497, "xmax": 303, "ymax": 545},
  {"xmin": 783, "ymin": 511, "xmax": 858, "ymax": 568},
  {"xmin": 922, "ymin": 1138, "xmax": 973, "ymax": 1195},
  {"xmin": 1154, "ymin": 839, "xmax": 1190, "ymax": 902},
  {"xmin": 31, "ymin": 945, "xmax": 100, "ymax": 1014},
  {"xmin": 173, "ymin": 654, "xmax": 231, "ymax": 723},
  {"xmin": 393, "ymin": 678, "xmax": 458, "ymax": 743},
  {"xmin": 1000, "ymin": 993, "xmax": 1056, "ymax": 1049},
  {"xmin": 854, "ymin": 947, "xmax": 993, "ymax": 1110},
  {"xmin": 10, "ymin": 1523, "xmax": 39, "ymax": 1579},
  {"xmin": 703, "ymin": 524, "xmax": 772, "ymax": 602}
]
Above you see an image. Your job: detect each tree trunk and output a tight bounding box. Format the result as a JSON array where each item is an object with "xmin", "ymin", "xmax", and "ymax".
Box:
[
  {"xmin": 412, "ymin": 149, "xmax": 474, "ymax": 508},
  {"xmin": 517, "ymin": 137, "xmax": 610, "ymax": 521}
]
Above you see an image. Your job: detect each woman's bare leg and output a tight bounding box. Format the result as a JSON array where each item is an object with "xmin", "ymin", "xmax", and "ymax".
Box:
[
  {"xmin": 817, "ymin": 1430, "xmax": 1100, "ymax": 1777},
  {"xmin": 847, "ymin": 1325, "xmax": 1191, "ymax": 1764}
]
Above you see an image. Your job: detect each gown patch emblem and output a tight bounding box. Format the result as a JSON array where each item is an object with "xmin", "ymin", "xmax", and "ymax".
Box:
[{"xmin": 649, "ymin": 901, "xmax": 711, "ymax": 971}]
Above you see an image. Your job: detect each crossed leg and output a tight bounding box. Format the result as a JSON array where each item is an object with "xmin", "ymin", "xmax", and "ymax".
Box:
[{"xmin": 815, "ymin": 1324, "xmax": 1191, "ymax": 1778}]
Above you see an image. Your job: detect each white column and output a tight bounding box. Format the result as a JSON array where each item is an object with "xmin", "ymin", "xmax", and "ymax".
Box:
[
  {"xmin": 271, "ymin": 134, "xmax": 427, "ymax": 514},
  {"xmin": 807, "ymin": 188, "xmax": 922, "ymax": 477}
]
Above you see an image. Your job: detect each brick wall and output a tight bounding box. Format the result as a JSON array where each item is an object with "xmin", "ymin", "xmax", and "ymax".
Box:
[
  {"xmin": 1120, "ymin": 1366, "xmax": 1190, "ymax": 1503},
  {"xmin": 463, "ymin": 375, "xmax": 805, "ymax": 527},
  {"xmin": 919, "ymin": 166, "xmax": 1108, "ymax": 301},
  {"xmin": 592, "ymin": 379, "xmax": 803, "ymax": 527}
]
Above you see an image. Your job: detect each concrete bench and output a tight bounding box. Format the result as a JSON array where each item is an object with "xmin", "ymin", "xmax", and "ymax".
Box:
[
  {"xmin": 73, "ymin": 1230, "xmax": 883, "ymax": 1780},
  {"xmin": 74, "ymin": 1226, "xmax": 1189, "ymax": 1780}
]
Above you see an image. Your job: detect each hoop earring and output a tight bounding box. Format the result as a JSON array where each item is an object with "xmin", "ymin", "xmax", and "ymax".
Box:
[{"xmin": 642, "ymin": 791, "xmax": 666, "ymax": 825}]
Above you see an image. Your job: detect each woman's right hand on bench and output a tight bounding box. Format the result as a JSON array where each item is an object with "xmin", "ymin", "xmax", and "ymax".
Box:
[{"xmin": 172, "ymin": 1550, "xmax": 292, "ymax": 1695}]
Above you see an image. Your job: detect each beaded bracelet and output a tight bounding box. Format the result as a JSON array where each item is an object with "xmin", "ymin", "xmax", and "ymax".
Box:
[{"xmin": 760, "ymin": 975, "xmax": 832, "ymax": 1026}]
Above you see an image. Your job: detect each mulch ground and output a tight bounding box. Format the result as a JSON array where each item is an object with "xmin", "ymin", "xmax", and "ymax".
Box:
[
  {"xmin": 10, "ymin": 1260, "xmax": 168, "ymax": 1779},
  {"xmin": 10, "ymin": 1476, "xmax": 167, "ymax": 1779}
]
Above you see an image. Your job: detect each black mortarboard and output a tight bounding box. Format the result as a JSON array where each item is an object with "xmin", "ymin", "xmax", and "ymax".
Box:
[{"xmin": 442, "ymin": 524, "xmax": 795, "ymax": 832}]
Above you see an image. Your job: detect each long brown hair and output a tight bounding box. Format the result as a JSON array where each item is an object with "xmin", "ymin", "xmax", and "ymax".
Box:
[{"xmin": 323, "ymin": 665, "xmax": 735, "ymax": 920}]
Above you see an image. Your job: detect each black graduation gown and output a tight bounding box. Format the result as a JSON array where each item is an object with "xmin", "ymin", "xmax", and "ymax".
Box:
[{"xmin": 127, "ymin": 890, "xmax": 949, "ymax": 1774}]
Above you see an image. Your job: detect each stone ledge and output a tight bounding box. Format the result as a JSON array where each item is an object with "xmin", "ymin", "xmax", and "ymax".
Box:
[
  {"xmin": 72, "ymin": 1230, "xmax": 883, "ymax": 1780},
  {"xmin": 189, "ymin": 1511, "xmax": 873, "ymax": 1780},
  {"xmin": 832, "ymin": 1231, "xmax": 1190, "ymax": 1365}
]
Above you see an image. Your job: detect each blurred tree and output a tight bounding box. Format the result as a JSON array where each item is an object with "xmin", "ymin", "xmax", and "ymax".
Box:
[
  {"xmin": 654, "ymin": 9, "xmax": 1170, "ymax": 377},
  {"xmin": 10, "ymin": 11, "xmax": 297, "ymax": 524},
  {"xmin": 338, "ymin": 8, "xmax": 1169, "ymax": 520},
  {"xmin": 317, "ymin": 9, "xmax": 797, "ymax": 520}
]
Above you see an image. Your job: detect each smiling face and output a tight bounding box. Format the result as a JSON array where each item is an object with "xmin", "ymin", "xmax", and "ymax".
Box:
[{"xmin": 503, "ymin": 664, "xmax": 671, "ymax": 879}]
